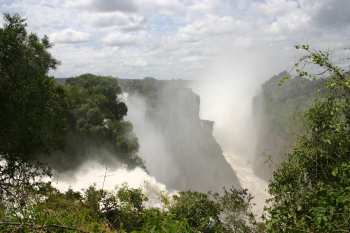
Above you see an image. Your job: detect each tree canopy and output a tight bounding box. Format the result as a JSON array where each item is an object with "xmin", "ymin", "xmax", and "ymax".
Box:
[
  {"xmin": 58, "ymin": 74, "xmax": 143, "ymax": 170},
  {"xmin": 0, "ymin": 13, "xmax": 67, "ymax": 160}
]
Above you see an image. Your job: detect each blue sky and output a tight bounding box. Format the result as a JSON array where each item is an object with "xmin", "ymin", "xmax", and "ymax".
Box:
[{"xmin": 0, "ymin": 0, "xmax": 349, "ymax": 79}]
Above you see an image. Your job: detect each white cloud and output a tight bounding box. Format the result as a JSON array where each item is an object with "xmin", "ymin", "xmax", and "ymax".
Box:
[
  {"xmin": 136, "ymin": 0, "xmax": 185, "ymax": 14},
  {"xmin": 50, "ymin": 28, "xmax": 91, "ymax": 44},
  {"xmin": 177, "ymin": 15, "xmax": 238, "ymax": 42},
  {"xmin": 102, "ymin": 31, "xmax": 145, "ymax": 47},
  {"xmin": 310, "ymin": 0, "xmax": 350, "ymax": 29},
  {"xmin": 255, "ymin": 0, "xmax": 299, "ymax": 17},
  {"xmin": 3, "ymin": 0, "xmax": 349, "ymax": 79},
  {"xmin": 66, "ymin": 0, "xmax": 138, "ymax": 13},
  {"xmin": 89, "ymin": 12, "xmax": 146, "ymax": 31},
  {"xmin": 253, "ymin": 0, "xmax": 311, "ymax": 34}
]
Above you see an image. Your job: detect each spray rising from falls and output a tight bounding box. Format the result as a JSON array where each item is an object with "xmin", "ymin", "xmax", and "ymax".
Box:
[
  {"xmin": 191, "ymin": 48, "xmax": 288, "ymax": 215},
  {"xmin": 192, "ymin": 81, "xmax": 269, "ymax": 215}
]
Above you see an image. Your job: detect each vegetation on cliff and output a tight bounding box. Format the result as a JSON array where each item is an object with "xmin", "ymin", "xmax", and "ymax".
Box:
[
  {"xmin": 53, "ymin": 74, "xmax": 143, "ymax": 171},
  {"xmin": 253, "ymin": 72, "xmax": 325, "ymax": 179}
]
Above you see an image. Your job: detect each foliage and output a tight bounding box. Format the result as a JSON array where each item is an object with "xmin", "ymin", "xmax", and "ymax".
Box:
[
  {"xmin": 216, "ymin": 188, "xmax": 258, "ymax": 233},
  {"xmin": 58, "ymin": 74, "xmax": 144, "ymax": 170},
  {"xmin": 169, "ymin": 191, "xmax": 222, "ymax": 232},
  {"xmin": 265, "ymin": 45, "xmax": 350, "ymax": 233},
  {"xmin": 0, "ymin": 13, "xmax": 67, "ymax": 160},
  {"xmin": 98, "ymin": 186, "xmax": 255, "ymax": 233},
  {"xmin": 0, "ymin": 156, "xmax": 51, "ymax": 223}
]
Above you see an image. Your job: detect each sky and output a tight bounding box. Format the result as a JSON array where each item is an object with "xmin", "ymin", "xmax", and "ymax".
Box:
[{"xmin": 0, "ymin": 0, "xmax": 349, "ymax": 79}]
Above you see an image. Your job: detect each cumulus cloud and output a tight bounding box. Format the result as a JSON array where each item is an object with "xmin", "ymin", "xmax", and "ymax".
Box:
[
  {"xmin": 89, "ymin": 12, "xmax": 146, "ymax": 31},
  {"xmin": 50, "ymin": 28, "xmax": 91, "ymax": 44},
  {"xmin": 67, "ymin": 0, "xmax": 138, "ymax": 13},
  {"xmin": 311, "ymin": 0, "xmax": 350, "ymax": 29},
  {"xmin": 177, "ymin": 15, "xmax": 240, "ymax": 42},
  {"xmin": 102, "ymin": 31, "xmax": 145, "ymax": 47},
  {"xmin": 135, "ymin": 0, "xmax": 186, "ymax": 15},
  {"xmin": 2, "ymin": 0, "xmax": 349, "ymax": 79},
  {"xmin": 255, "ymin": 0, "xmax": 300, "ymax": 16}
]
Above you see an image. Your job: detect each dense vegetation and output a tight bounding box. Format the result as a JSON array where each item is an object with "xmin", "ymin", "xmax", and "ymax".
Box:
[
  {"xmin": 0, "ymin": 13, "xmax": 66, "ymax": 161},
  {"xmin": 51, "ymin": 74, "xmax": 143, "ymax": 171},
  {"xmin": 1, "ymin": 13, "xmax": 350, "ymax": 233}
]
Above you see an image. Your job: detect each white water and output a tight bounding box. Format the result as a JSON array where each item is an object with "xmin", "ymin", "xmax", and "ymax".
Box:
[
  {"xmin": 54, "ymin": 163, "xmax": 164, "ymax": 191},
  {"xmin": 53, "ymin": 161, "xmax": 169, "ymax": 207},
  {"xmin": 223, "ymin": 153, "xmax": 269, "ymax": 217}
]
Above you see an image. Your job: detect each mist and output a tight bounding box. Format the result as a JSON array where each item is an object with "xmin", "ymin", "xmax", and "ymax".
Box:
[
  {"xmin": 122, "ymin": 79, "xmax": 240, "ymax": 192},
  {"xmin": 191, "ymin": 47, "xmax": 291, "ymax": 214},
  {"xmin": 125, "ymin": 93, "xmax": 180, "ymax": 188}
]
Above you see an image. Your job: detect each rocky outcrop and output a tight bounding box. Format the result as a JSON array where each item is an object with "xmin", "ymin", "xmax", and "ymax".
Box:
[{"xmin": 252, "ymin": 72, "xmax": 325, "ymax": 180}]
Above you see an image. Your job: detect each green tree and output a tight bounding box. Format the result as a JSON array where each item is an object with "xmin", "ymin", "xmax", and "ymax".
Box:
[
  {"xmin": 59, "ymin": 74, "xmax": 144, "ymax": 170},
  {"xmin": 0, "ymin": 14, "xmax": 67, "ymax": 160},
  {"xmin": 216, "ymin": 188, "xmax": 259, "ymax": 233},
  {"xmin": 266, "ymin": 45, "xmax": 350, "ymax": 233},
  {"xmin": 169, "ymin": 191, "xmax": 222, "ymax": 232},
  {"xmin": 0, "ymin": 157, "xmax": 51, "ymax": 223}
]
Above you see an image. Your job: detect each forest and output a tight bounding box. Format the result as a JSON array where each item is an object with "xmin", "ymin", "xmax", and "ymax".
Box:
[{"xmin": 1, "ymin": 13, "xmax": 350, "ymax": 233}]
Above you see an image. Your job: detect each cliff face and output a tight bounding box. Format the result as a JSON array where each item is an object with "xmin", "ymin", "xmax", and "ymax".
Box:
[
  {"xmin": 119, "ymin": 78, "xmax": 241, "ymax": 192},
  {"xmin": 252, "ymin": 72, "xmax": 325, "ymax": 180}
]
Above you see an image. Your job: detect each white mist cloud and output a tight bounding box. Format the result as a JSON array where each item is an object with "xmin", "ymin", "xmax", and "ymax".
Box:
[
  {"xmin": 191, "ymin": 46, "xmax": 288, "ymax": 215},
  {"xmin": 125, "ymin": 94, "xmax": 180, "ymax": 187}
]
